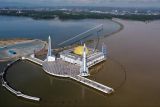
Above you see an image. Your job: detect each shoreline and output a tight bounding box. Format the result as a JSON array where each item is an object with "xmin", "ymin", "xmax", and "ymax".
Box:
[
  {"xmin": 104, "ymin": 18, "xmax": 124, "ymax": 38},
  {"xmin": 0, "ymin": 38, "xmax": 32, "ymax": 47},
  {"xmin": 0, "ymin": 18, "xmax": 124, "ymax": 56},
  {"xmin": 1, "ymin": 18, "xmax": 160, "ymax": 106}
]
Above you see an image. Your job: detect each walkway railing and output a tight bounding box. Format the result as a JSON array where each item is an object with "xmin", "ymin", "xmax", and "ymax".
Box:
[
  {"xmin": 1, "ymin": 59, "xmax": 40, "ymax": 101},
  {"xmin": 70, "ymin": 75, "xmax": 114, "ymax": 94},
  {"xmin": 23, "ymin": 57, "xmax": 44, "ymax": 66},
  {"xmin": 42, "ymin": 60, "xmax": 114, "ymax": 94}
]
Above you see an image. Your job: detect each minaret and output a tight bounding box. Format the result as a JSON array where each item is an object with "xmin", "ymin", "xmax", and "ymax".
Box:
[
  {"xmin": 80, "ymin": 43, "xmax": 89, "ymax": 77},
  {"xmin": 47, "ymin": 36, "xmax": 52, "ymax": 57},
  {"xmin": 46, "ymin": 36, "xmax": 55, "ymax": 62}
]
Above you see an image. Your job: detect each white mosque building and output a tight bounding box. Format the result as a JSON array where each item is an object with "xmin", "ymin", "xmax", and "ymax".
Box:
[
  {"xmin": 45, "ymin": 36, "xmax": 107, "ymax": 77},
  {"xmin": 59, "ymin": 43, "xmax": 107, "ymax": 68},
  {"xmin": 60, "ymin": 43, "xmax": 107, "ymax": 77}
]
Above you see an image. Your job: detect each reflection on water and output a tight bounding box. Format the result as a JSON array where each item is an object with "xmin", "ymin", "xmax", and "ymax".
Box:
[
  {"xmin": 0, "ymin": 16, "xmax": 121, "ymax": 48},
  {"xmin": 107, "ymin": 56, "xmax": 127, "ymax": 91},
  {"xmin": 1, "ymin": 18, "xmax": 160, "ymax": 106},
  {"xmin": 89, "ymin": 58, "xmax": 127, "ymax": 92},
  {"xmin": 0, "ymin": 16, "xmax": 122, "ymax": 106},
  {"xmin": 0, "ymin": 55, "xmax": 126, "ymax": 106}
]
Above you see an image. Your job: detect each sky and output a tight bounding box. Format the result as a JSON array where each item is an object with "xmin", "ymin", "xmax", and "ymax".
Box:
[{"xmin": 0, "ymin": 0, "xmax": 160, "ymax": 7}]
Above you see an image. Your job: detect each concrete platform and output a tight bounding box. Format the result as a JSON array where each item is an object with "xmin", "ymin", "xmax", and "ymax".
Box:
[
  {"xmin": 24, "ymin": 56, "xmax": 114, "ymax": 94},
  {"xmin": 42, "ymin": 59, "xmax": 114, "ymax": 94}
]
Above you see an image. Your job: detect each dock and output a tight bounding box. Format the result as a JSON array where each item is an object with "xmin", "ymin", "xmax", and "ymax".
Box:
[
  {"xmin": 1, "ymin": 55, "xmax": 113, "ymax": 102},
  {"xmin": 22, "ymin": 56, "xmax": 44, "ymax": 66},
  {"xmin": 42, "ymin": 60, "xmax": 114, "ymax": 94},
  {"xmin": 1, "ymin": 58, "xmax": 40, "ymax": 101},
  {"xmin": 2, "ymin": 81, "xmax": 40, "ymax": 101},
  {"xmin": 23, "ymin": 56, "xmax": 114, "ymax": 94},
  {"xmin": 70, "ymin": 75, "xmax": 114, "ymax": 94},
  {"xmin": 20, "ymin": 35, "xmax": 114, "ymax": 95}
]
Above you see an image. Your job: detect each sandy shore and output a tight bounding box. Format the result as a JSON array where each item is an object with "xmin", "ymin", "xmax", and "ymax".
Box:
[{"xmin": 0, "ymin": 38, "xmax": 32, "ymax": 47}]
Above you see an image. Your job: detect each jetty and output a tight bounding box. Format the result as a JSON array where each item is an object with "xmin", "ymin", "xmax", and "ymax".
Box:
[
  {"xmin": 22, "ymin": 34, "xmax": 114, "ymax": 95},
  {"xmin": 70, "ymin": 75, "xmax": 114, "ymax": 94},
  {"xmin": 22, "ymin": 56, "xmax": 44, "ymax": 66},
  {"xmin": 2, "ymin": 80, "xmax": 40, "ymax": 101},
  {"xmin": 1, "ymin": 58, "xmax": 40, "ymax": 101},
  {"xmin": 42, "ymin": 60, "xmax": 114, "ymax": 94},
  {"xmin": 1, "ymin": 34, "xmax": 114, "ymax": 102},
  {"xmin": 24, "ymin": 55, "xmax": 114, "ymax": 94}
]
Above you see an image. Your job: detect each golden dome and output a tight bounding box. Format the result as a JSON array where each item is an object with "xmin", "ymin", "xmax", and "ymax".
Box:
[{"xmin": 73, "ymin": 46, "xmax": 88, "ymax": 56}]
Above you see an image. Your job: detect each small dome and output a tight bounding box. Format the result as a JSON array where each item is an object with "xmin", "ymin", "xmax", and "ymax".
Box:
[{"xmin": 73, "ymin": 46, "xmax": 88, "ymax": 56}]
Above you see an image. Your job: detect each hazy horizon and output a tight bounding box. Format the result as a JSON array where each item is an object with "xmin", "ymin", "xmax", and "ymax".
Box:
[{"xmin": 0, "ymin": 0, "xmax": 160, "ymax": 8}]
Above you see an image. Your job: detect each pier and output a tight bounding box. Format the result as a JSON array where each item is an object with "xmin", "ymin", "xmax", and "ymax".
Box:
[
  {"xmin": 1, "ymin": 59, "xmax": 40, "ymax": 101},
  {"xmin": 2, "ymin": 81, "xmax": 40, "ymax": 101},
  {"xmin": 23, "ymin": 56, "xmax": 44, "ymax": 66},
  {"xmin": 1, "ymin": 34, "xmax": 114, "ymax": 103},
  {"xmin": 70, "ymin": 75, "xmax": 114, "ymax": 94},
  {"xmin": 21, "ymin": 56, "xmax": 114, "ymax": 94},
  {"xmin": 42, "ymin": 60, "xmax": 114, "ymax": 94}
]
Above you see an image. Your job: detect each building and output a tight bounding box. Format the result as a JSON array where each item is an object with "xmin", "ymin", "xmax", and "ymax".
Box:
[{"xmin": 60, "ymin": 44, "xmax": 106, "ymax": 68}]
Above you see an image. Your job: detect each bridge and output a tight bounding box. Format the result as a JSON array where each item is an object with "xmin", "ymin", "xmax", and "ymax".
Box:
[{"xmin": 58, "ymin": 24, "xmax": 103, "ymax": 46}]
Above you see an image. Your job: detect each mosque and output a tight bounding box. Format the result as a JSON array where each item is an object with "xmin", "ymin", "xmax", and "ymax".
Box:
[
  {"xmin": 28, "ymin": 35, "xmax": 113, "ymax": 96},
  {"xmin": 60, "ymin": 43, "xmax": 106, "ymax": 75},
  {"xmin": 45, "ymin": 35, "xmax": 107, "ymax": 77},
  {"xmin": 1, "ymin": 26, "xmax": 113, "ymax": 102}
]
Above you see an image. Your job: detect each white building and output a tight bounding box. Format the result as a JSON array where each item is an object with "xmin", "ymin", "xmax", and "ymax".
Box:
[{"xmin": 60, "ymin": 44, "xmax": 106, "ymax": 68}]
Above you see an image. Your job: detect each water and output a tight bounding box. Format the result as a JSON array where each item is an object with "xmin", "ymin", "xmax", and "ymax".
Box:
[
  {"xmin": 0, "ymin": 16, "xmax": 121, "ymax": 47},
  {"xmin": 1, "ymin": 17, "xmax": 160, "ymax": 106},
  {"xmin": 0, "ymin": 16, "xmax": 123, "ymax": 106},
  {"xmin": 101, "ymin": 19, "xmax": 160, "ymax": 106}
]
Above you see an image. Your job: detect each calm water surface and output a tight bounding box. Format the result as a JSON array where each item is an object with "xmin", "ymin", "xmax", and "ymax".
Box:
[
  {"xmin": 0, "ymin": 16, "xmax": 122, "ymax": 107},
  {"xmin": 0, "ymin": 16, "xmax": 121, "ymax": 47},
  {"xmin": 1, "ymin": 17, "xmax": 160, "ymax": 107},
  {"xmin": 101, "ymin": 19, "xmax": 160, "ymax": 107}
]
